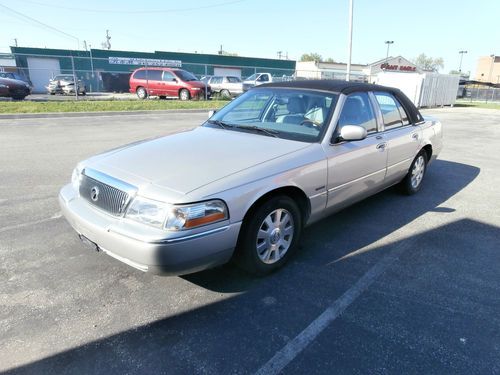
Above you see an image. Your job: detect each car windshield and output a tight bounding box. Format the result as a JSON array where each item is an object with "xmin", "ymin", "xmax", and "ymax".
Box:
[
  {"xmin": 204, "ymin": 88, "xmax": 338, "ymax": 142},
  {"xmin": 174, "ymin": 69, "xmax": 198, "ymax": 82},
  {"xmin": 245, "ymin": 73, "xmax": 258, "ymax": 81}
]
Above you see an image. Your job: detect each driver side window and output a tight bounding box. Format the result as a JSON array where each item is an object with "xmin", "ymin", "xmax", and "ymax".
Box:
[{"xmin": 337, "ymin": 92, "xmax": 377, "ymax": 133}]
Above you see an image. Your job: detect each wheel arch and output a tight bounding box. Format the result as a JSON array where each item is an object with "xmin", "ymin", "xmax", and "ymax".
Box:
[
  {"xmin": 421, "ymin": 144, "xmax": 433, "ymax": 163},
  {"xmin": 241, "ymin": 185, "xmax": 311, "ymax": 229}
]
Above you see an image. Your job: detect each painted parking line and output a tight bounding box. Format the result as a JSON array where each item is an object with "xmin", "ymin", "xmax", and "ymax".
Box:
[
  {"xmin": 0, "ymin": 212, "xmax": 62, "ymax": 234},
  {"xmin": 254, "ymin": 242, "xmax": 408, "ymax": 375}
]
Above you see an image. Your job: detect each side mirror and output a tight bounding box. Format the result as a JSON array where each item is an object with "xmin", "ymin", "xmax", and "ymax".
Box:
[
  {"xmin": 339, "ymin": 125, "xmax": 367, "ymax": 142},
  {"xmin": 208, "ymin": 110, "xmax": 216, "ymax": 118},
  {"xmin": 172, "ymin": 78, "xmax": 178, "ymax": 82}
]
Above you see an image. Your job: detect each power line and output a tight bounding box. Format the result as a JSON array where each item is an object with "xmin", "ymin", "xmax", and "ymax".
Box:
[
  {"xmin": 16, "ymin": 0, "xmax": 247, "ymax": 14},
  {"xmin": 0, "ymin": 3, "xmax": 79, "ymax": 48}
]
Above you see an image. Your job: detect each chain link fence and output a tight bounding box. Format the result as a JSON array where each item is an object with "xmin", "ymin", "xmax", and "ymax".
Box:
[
  {"xmin": 462, "ymin": 87, "xmax": 500, "ymax": 103},
  {"xmin": 6, "ymin": 52, "xmax": 372, "ymax": 101}
]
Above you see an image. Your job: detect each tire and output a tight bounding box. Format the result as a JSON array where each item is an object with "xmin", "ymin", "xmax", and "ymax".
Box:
[
  {"xmin": 400, "ymin": 150, "xmax": 428, "ymax": 195},
  {"xmin": 11, "ymin": 95, "xmax": 26, "ymax": 100},
  {"xmin": 220, "ymin": 89, "xmax": 231, "ymax": 99},
  {"xmin": 179, "ymin": 89, "xmax": 190, "ymax": 101},
  {"xmin": 235, "ymin": 196, "xmax": 302, "ymax": 275},
  {"xmin": 136, "ymin": 86, "xmax": 148, "ymax": 99},
  {"xmin": 49, "ymin": 92, "xmax": 56, "ymax": 95}
]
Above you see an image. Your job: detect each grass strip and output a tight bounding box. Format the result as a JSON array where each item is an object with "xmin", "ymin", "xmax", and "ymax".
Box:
[{"xmin": 0, "ymin": 100, "xmax": 228, "ymax": 114}]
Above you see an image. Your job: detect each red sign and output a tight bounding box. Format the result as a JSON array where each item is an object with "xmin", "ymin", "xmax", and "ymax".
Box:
[{"xmin": 380, "ymin": 63, "xmax": 416, "ymax": 72}]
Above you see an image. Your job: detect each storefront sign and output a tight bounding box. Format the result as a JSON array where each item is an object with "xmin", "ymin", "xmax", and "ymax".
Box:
[
  {"xmin": 380, "ymin": 63, "xmax": 416, "ymax": 72},
  {"xmin": 109, "ymin": 57, "xmax": 182, "ymax": 67}
]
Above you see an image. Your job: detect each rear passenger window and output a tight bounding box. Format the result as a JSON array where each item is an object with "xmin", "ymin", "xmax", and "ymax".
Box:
[
  {"xmin": 145, "ymin": 70, "xmax": 162, "ymax": 81},
  {"xmin": 338, "ymin": 92, "xmax": 377, "ymax": 133},
  {"xmin": 374, "ymin": 92, "xmax": 407, "ymax": 129}
]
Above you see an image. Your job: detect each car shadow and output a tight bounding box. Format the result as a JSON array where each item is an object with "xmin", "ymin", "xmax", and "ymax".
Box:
[
  {"xmin": 6, "ymin": 216, "xmax": 500, "ymax": 375},
  {"xmin": 181, "ymin": 159, "xmax": 480, "ymax": 292}
]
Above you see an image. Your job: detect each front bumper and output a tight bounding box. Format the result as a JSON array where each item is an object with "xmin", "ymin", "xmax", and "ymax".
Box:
[{"xmin": 59, "ymin": 184, "xmax": 240, "ymax": 275}]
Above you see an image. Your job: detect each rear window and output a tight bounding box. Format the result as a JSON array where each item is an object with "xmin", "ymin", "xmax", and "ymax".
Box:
[
  {"xmin": 133, "ymin": 70, "xmax": 146, "ymax": 79},
  {"xmin": 227, "ymin": 76, "xmax": 241, "ymax": 83}
]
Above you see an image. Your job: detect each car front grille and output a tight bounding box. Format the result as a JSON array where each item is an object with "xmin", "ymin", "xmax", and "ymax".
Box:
[{"xmin": 79, "ymin": 174, "xmax": 130, "ymax": 216}]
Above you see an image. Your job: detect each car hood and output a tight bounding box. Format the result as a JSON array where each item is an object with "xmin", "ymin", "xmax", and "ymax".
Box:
[{"xmin": 87, "ymin": 126, "xmax": 310, "ymax": 197}]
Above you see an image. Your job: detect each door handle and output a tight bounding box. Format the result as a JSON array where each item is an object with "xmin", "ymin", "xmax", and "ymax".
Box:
[
  {"xmin": 376, "ymin": 142, "xmax": 387, "ymax": 150},
  {"xmin": 411, "ymin": 133, "xmax": 419, "ymax": 140}
]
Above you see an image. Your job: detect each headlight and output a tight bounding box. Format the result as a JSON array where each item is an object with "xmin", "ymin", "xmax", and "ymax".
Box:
[
  {"xmin": 125, "ymin": 196, "xmax": 169, "ymax": 229},
  {"xmin": 125, "ymin": 197, "xmax": 228, "ymax": 230},
  {"xmin": 71, "ymin": 166, "xmax": 83, "ymax": 190},
  {"xmin": 165, "ymin": 200, "xmax": 228, "ymax": 231}
]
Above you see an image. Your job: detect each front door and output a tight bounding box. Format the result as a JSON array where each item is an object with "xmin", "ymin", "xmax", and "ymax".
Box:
[
  {"xmin": 324, "ymin": 92, "xmax": 387, "ymax": 211},
  {"xmin": 162, "ymin": 70, "xmax": 178, "ymax": 97}
]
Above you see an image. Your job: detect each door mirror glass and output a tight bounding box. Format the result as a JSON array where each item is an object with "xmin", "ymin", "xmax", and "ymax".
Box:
[{"xmin": 339, "ymin": 125, "xmax": 367, "ymax": 141}]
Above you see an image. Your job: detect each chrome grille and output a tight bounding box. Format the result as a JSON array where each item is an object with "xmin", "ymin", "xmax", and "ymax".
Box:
[{"xmin": 79, "ymin": 174, "xmax": 130, "ymax": 216}]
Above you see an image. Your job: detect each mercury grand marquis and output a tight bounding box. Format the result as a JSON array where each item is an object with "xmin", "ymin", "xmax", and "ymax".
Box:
[{"xmin": 59, "ymin": 80, "xmax": 443, "ymax": 275}]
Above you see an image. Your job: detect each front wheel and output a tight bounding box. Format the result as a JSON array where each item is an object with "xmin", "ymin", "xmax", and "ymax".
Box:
[
  {"xmin": 220, "ymin": 89, "xmax": 231, "ymax": 99},
  {"xmin": 136, "ymin": 86, "xmax": 148, "ymax": 99},
  {"xmin": 400, "ymin": 151, "xmax": 427, "ymax": 195},
  {"xmin": 235, "ymin": 196, "xmax": 302, "ymax": 275},
  {"xmin": 179, "ymin": 89, "xmax": 190, "ymax": 101}
]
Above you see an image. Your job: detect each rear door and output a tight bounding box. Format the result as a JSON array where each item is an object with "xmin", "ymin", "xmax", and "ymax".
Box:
[
  {"xmin": 324, "ymin": 92, "xmax": 387, "ymax": 210},
  {"xmin": 144, "ymin": 70, "xmax": 163, "ymax": 96},
  {"xmin": 373, "ymin": 92, "xmax": 421, "ymax": 184}
]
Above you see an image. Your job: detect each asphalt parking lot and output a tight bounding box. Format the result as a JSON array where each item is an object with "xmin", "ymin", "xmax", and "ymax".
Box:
[{"xmin": 1, "ymin": 107, "xmax": 499, "ymax": 374}]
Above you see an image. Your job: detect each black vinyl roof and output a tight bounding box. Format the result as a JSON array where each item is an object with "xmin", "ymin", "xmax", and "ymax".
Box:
[
  {"xmin": 259, "ymin": 79, "xmax": 424, "ymax": 123},
  {"xmin": 261, "ymin": 79, "xmax": 396, "ymax": 95}
]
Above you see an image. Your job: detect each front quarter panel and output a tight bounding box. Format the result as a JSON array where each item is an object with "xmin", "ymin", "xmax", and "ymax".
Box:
[{"xmin": 187, "ymin": 143, "xmax": 328, "ymax": 226}]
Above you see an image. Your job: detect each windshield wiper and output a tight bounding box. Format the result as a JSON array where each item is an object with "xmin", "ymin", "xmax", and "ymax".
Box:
[
  {"xmin": 207, "ymin": 119, "xmax": 234, "ymax": 129},
  {"xmin": 233, "ymin": 125, "xmax": 280, "ymax": 138}
]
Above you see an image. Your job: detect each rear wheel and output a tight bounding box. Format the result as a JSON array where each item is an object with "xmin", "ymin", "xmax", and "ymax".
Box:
[
  {"xmin": 136, "ymin": 86, "xmax": 148, "ymax": 99},
  {"xmin": 179, "ymin": 89, "xmax": 190, "ymax": 101},
  {"xmin": 400, "ymin": 150, "xmax": 427, "ymax": 195},
  {"xmin": 220, "ymin": 89, "xmax": 231, "ymax": 99},
  {"xmin": 235, "ymin": 196, "xmax": 302, "ymax": 275}
]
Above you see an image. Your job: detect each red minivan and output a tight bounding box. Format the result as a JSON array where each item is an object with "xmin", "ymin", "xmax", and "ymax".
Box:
[{"xmin": 129, "ymin": 67, "xmax": 210, "ymax": 100}]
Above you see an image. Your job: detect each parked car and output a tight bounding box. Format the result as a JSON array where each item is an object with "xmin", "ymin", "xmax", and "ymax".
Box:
[
  {"xmin": 0, "ymin": 72, "xmax": 33, "ymax": 91},
  {"xmin": 0, "ymin": 77, "xmax": 31, "ymax": 100},
  {"xmin": 60, "ymin": 80, "xmax": 442, "ymax": 276},
  {"xmin": 47, "ymin": 75, "xmax": 86, "ymax": 95},
  {"xmin": 202, "ymin": 75, "xmax": 243, "ymax": 98},
  {"xmin": 242, "ymin": 72, "xmax": 292, "ymax": 91},
  {"xmin": 129, "ymin": 68, "xmax": 210, "ymax": 100}
]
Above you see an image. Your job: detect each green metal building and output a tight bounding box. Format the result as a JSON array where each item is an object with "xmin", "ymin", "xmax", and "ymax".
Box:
[{"xmin": 11, "ymin": 46, "xmax": 296, "ymax": 93}]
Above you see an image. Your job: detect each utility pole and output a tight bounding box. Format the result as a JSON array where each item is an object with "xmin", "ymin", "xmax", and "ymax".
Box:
[
  {"xmin": 277, "ymin": 51, "xmax": 282, "ymax": 59},
  {"xmin": 384, "ymin": 40, "xmax": 394, "ymax": 67},
  {"xmin": 458, "ymin": 50, "xmax": 467, "ymax": 73},
  {"xmin": 102, "ymin": 30, "xmax": 111, "ymax": 50},
  {"xmin": 346, "ymin": 0, "xmax": 353, "ymax": 81},
  {"xmin": 218, "ymin": 45, "xmax": 223, "ymax": 55},
  {"xmin": 83, "ymin": 40, "xmax": 88, "ymax": 51},
  {"xmin": 13, "ymin": 38, "xmax": 18, "ymax": 47}
]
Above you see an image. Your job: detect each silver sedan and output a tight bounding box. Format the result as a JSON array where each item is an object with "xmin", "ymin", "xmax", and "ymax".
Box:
[{"xmin": 59, "ymin": 80, "xmax": 443, "ymax": 276}]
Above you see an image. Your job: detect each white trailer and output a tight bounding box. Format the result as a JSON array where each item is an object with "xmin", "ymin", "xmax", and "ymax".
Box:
[{"xmin": 375, "ymin": 71, "xmax": 459, "ymax": 108}]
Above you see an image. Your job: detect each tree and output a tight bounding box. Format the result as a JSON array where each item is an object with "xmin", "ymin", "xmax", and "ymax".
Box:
[
  {"xmin": 412, "ymin": 53, "xmax": 444, "ymax": 72},
  {"xmin": 324, "ymin": 57, "xmax": 336, "ymax": 63},
  {"xmin": 300, "ymin": 52, "xmax": 322, "ymax": 62}
]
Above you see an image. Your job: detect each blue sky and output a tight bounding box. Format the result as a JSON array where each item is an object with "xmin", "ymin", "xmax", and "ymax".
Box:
[{"xmin": 0, "ymin": 0, "xmax": 498, "ymax": 74}]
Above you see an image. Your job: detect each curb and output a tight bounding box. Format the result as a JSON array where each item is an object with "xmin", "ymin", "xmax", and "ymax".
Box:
[{"xmin": 0, "ymin": 108, "xmax": 211, "ymax": 120}]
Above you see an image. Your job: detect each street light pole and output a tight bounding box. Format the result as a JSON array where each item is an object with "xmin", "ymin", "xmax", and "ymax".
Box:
[
  {"xmin": 458, "ymin": 50, "xmax": 467, "ymax": 73},
  {"xmin": 346, "ymin": 0, "xmax": 353, "ymax": 81},
  {"xmin": 384, "ymin": 41, "xmax": 394, "ymax": 68}
]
